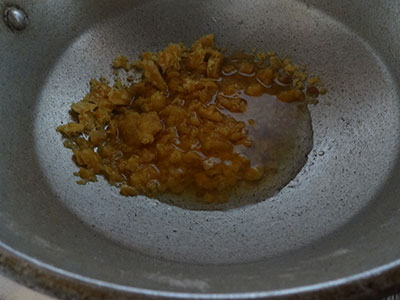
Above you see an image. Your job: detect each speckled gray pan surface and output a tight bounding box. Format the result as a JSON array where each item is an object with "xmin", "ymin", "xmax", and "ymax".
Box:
[{"xmin": 1, "ymin": 0, "xmax": 400, "ymax": 299}]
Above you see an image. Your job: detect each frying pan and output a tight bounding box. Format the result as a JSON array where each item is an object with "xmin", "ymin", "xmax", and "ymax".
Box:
[{"xmin": 1, "ymin": 0, "xmax": 400, "ymax": 299}]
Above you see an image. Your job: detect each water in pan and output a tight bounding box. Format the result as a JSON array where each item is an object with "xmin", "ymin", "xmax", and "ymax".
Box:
[
  {"xmin": 55, "ymin": 39, "xmax": 315, "ymax": 210},
  {"xmin": 33, "ymin": 0, "xmax": 400, "ymax": 264},
  {"xmin": 160, "ymin": 89, "xmax": 313, "ymax": 210}
]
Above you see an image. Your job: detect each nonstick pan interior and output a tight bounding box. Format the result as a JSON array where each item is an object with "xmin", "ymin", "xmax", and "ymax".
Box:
[{"xmin": 1, "ymin": 0, "xmax": 400, "ymax": 299}]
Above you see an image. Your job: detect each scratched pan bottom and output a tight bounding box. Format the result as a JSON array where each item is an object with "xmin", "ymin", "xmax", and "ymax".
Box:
[{"xmin": 1, "ymin": 0, "xmax": 400, "ymax": 299}]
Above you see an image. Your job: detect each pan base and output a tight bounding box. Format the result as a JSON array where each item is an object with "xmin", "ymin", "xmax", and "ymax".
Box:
[{"xmin": 32, "ymin": 0, "xmax": 400, "ymax": 265}]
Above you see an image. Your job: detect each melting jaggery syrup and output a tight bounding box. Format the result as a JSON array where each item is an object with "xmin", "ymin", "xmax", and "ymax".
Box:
[{"xmin": 57, "ymin": 34, "xmax": 325, "ymax": 205}]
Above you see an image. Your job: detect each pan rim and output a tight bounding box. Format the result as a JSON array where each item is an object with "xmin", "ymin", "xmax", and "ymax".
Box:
[{"xmin": 1, "ymin": 241, "xmax": 399, "ymax": 299}]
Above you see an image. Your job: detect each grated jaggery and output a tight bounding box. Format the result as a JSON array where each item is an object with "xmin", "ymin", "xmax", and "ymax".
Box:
[{"xmin": 57, "ymin": 34, "xmax": 324, "ymax": 203}]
